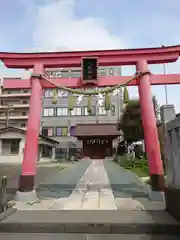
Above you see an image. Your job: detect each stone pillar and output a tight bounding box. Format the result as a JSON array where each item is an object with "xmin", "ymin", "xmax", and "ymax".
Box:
[
  {"xmin": 39, "ymin": 145, "xmax": 43, "ymax": 158},
  {"xmin": 52, "ymin": 147, "xmax": 56, "ymax": 160},
  {"xmin": 165, "ymin": 125, "xmax": 180, "ymax": 221},
  {"xmin": 16, "ymin": 63, "xmax": 44, "ymax": 202},
  {"xmin": 0, "ymin": 140, "xmax": 2, "ymax": 155},
  {"xmin": 159, "ymin": 104, "xmax": 176, "ymax": 174},
  {"xmin": 136, "ymin": 60, "xmax": 165, "ymax": 201},
  {"xmin": 19, "ymin": 139, "xmax": 24, "ymax": 154},
  {"xmin": 160, "ymin": 105, "xmax": 176, "ymax": 124}
]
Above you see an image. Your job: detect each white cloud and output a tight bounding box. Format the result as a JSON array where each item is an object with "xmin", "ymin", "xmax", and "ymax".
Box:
[
  {"xmin": 33, "ymin": 0, "xmax": 124, "ymax": 51},
  {"xmin": 1, "ymin": 0, "xmax": 180, "ymax": 114}
]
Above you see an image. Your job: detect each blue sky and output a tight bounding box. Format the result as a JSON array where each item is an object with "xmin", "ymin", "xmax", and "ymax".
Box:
[{"xmin": 0, "ymin": 0, "xmax": 180, "ymax": 112}]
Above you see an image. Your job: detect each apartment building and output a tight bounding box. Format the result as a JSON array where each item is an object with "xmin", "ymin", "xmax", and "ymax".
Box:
[
  {"xmin": 0, "ymin": 84, "xmax": 30, "ymax": 129},
  {"xmin": 0, "ymin": 80, "xmax": 58, "ymax": 160},
  {"xmin": 42, "ymin": 66, "xmax": 123, "ymax": 159}
]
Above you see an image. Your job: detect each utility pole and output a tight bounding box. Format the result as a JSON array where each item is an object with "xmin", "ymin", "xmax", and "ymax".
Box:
[
  {"xmin": 116, "ymin": 66, "xmax": 123, "ymax": 121},
  {"xmin": 95, "ymin": 97, "xmax": 99, "ymax": 124},
  {"xmin": 5, "ymin": 104, "xmax": 14, "ymax": 128},
  {"xmin": 162, "ymin": 45, "xmax": 168, "ymax": 104}
]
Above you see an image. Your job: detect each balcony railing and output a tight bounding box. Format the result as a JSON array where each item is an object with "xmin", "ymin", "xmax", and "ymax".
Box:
[
  {"xmin": 0, "ymin": 93, "xmax": 31, "ymax": 98},
  {"xmin": 0, "ymin": 116, "xmax": 28, "ymax": 120},
  {"xmin": 0, "ymin": 104, "xmax": 29, "ymax": 109}
]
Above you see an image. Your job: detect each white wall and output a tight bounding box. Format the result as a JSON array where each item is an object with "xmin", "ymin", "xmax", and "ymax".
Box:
[{"xmin": 0, "ymin": 130, "xmax": 55, "ymax": 163}]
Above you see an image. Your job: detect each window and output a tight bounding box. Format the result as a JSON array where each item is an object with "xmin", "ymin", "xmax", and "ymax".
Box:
[
  {"xmin": 55, "ymin": 148, "xmax": 68, "ymax": 159},
  {"xmin": 99, "ymin": 70, "xmax": 107, "ymax": 76},
  {"xmin": 1, "ymin": 139, "xmax": 20, "ymax": 155},
  {"xmin": 56, "ymin": 107, "xmax": 68, "ymax": 116},
  {"xmin": 56, "ymin": 127, "xmax": 68, "ymax": 136},
  {"xmin": 62, "ymin": 127, "xmax": 68, "ymax": 136},
  {"xmin": 43, "ymin": 108, "xmax": 54, "ymax": 117},
  {"xmin": 11, "ymin": 140, "xmax": 20, "ymax": 154},
  {"xmin": 42, "ymin": 127, "xmax": 54, "ymax": 137},
  {"xmin": 22, "ymin": 112, "xmax": 26, "ymax": 116},
  {"xmin": 111, "ymin": 105, "xmax": 116, "ymax": 115},
  {"xmin": 73, "ymin": 89, "xmax": 81, "ymax": 96},
  {"xmin": 61, "ymin": 70, "xmax": 71, "ymax": 77},
  {"xmin": 71, "ymin": 107, "xmax": 82, "ymax": 116},
  {"xmin": 109, "ymin": 68, "xmax": 114, "ymax": 76},
  {"xmin": 71, "ymin": 71, "xmax": 81, "ymax": 78},
  {"xmin": 23, "ymin": 90, "xmax": 29, "ymax": 93},
  {"xmin": 70, "ymin": 126, "xmax": 76, "ymax": 136},
  {"xmin": 22, "ymin": 100, "xmax": 28, "ymax": 104},
  {"xmin": 21, "ymin": 123, "xmax": 26, "ymax": 128},
  {"xmin": 84, "ymin": 88, "xmax": 95, "ymax": 93},
  {"xmin": 98, "ymin": 106, "xmax": 107, "ymax": 116},
  {"xmin": 44, "ymin": 89, "xmax": 53, "ymax": 98},
  {"xmin": 57, "ymin": 90, "xmax": 68, "ymax": 97},
  {"xmin": 84, "ymin": 106, "xmax": 96, "ymax": 116},
  {"xmin": 56, "ymin": 127, "xmax": 62, "ymax": 136}
]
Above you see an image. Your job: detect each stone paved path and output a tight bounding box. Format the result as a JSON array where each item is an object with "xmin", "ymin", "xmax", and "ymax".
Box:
[
  {"xmin": 14, "ymin": 159, "xmax": 165, "ymax": 211},
  {"xmin": 56, "ymin": 160, "xmax": 117, "ymax": 210}
]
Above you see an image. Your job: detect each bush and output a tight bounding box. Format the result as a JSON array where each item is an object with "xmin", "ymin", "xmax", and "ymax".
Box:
[
  {"xmin": 119, "ymin": 155, "xmax": 148, "ymax": 168},
  {"xmin": 117, "ymin": 154, "xmax": 149, "ymax": 177}
]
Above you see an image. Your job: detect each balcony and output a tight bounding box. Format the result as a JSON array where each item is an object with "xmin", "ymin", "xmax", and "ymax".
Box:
[
  {"xmin": 0, "ymin": 93, "xmax": 31, "ymax": 98},
  {"xmin": 0, "ymin": 104, "xmax": 30, "ymax": 109},
  {"xmin": 0, "ymin": 116, "xmax": 28, "ymax": 120}
]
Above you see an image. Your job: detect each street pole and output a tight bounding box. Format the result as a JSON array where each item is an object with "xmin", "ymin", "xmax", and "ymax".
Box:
[
  {"xmin": 67, "ymin": 118, "xmax": 71, "ymax": 160},
  {"xmin": 163, "ymin": 63, "xmax": 168, "ymax": 105},
  {"xmin": 162, "ymin": 45, "xmax": 168, "ymax": 104},
  {"xmin": 96, "ymin": 97, "xmax": 99, "ymax": 124},
  {"xmin": 5, "ymin": 104, "xmax": 14, "ymax": 128},
  {"xmin": 5, "ymin": 110, "xmax": 9, "ymax": 128},
  {"xmin": 117, "ymin": 66, "xmax": 122, "ymax": 121}
]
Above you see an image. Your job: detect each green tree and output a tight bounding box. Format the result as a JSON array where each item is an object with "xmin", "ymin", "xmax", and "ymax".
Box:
[
  {"xmin": 120, "ymin": 95, "xmax": 159, "ymax": 144},
  {"xmin": 152, "ymin": 95, "xmax": 160, "ymax": 119}
]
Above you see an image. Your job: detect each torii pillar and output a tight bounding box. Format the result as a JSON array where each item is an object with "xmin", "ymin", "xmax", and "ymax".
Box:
[
  {"xmin": 16, "ymin": 64, "xmax": 44, "ymax": 201},
  {"xmin": 136, "ymin": 60, "xmax": 165, "ymax": 201}
]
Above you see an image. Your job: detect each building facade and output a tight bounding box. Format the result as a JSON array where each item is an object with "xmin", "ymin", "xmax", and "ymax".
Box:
[
  {"xmin": 0, "ymin": 83, "xmax": 30, "ymax": 129},
  {"xmin": 41, "ymin": 66, "xmax": 123, "ymax": 159},
  {"xmin": 0, "ymin": 126, "xmax": 58, "ymax": 163},
  {"xmin": 0, "ymin": 66, "xmax": 123, "ymax": 159}
]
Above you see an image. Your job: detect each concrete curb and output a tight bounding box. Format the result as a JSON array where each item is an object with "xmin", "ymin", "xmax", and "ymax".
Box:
[
  {"xmin": 0, "ymin": 208, "xmax": 17, "ymax": 222},
  {"xmin": 0, "ymin": 210, "xmax": 179, "ymax": 234},
  {"xmin": 0, "ymin": 221, "xmax": 180, "ymax": 234}
]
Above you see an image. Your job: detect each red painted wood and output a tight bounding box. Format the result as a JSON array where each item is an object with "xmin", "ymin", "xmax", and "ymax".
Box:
[
  {"xmin": 3, "ymin": 74, "xmax": 180, "ymax": 89},
  {"xmin": 0, "ymin": 45, "xmax": 180, "ymax": 68},
  {"xmin": 21, "ymin": 64, "xmax": 44, "ymax": 176},
  {"xmin": 137, "ymin": 60, "xmax": 163, "ymax": 175}
]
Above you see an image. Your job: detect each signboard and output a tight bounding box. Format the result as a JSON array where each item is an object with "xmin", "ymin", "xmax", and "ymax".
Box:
[
  {"xmin": 87, "ymin": 139, "xmax": 108, "ymax": 144},
  {"xmin": 82, "ymin": 58, "xmax": 98, "ymax": 81}
]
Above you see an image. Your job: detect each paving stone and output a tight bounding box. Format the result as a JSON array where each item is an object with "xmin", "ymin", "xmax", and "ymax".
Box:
[
  {"xmin": 62, "ymin": 160, "xmax": 117, "ymax": 210},
  {"xmin": 14, "ymin": 199, "xmax": 55, "ymax": 210},
  {"xmin": 116, "ymin": 198, "xmax": 145, "ymax": 211},
  {"xmin": 1, "ymin": 233, "xmax": 180, "ymax": 240},
  {"xmin": 99, "ymin": 189, "xmax": 117, "ymax": 210},
  {"xmin": 81, "ymin": 191, "xmax": 99, "ymax": 209}
]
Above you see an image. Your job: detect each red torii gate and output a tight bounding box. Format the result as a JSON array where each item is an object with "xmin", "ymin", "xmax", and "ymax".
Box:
[{"xmin": 1, "ymin": 45, "xmax": 180, "ymax": 201}]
